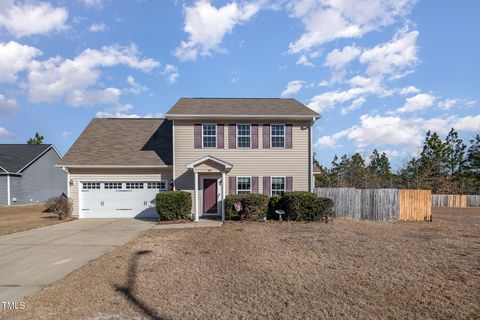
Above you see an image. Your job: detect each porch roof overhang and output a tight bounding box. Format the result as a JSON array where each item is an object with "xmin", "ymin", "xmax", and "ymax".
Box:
[{"xmin": 186, "ymin": 155, "xmax": 233, "ymax": 171}]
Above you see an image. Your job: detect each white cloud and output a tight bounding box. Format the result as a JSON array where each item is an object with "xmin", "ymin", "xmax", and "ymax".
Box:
[
  {"xmin": 0, "ymin": 126, "xmax": 14, "ymax": 139},
  {"xmin": 398, "ymin": 86, "xmax": 420, "ymax": 95},
  {"xmin": 287, "ymin": 0, "xmax": 415, "ymax": 54},
  {"xmin": 82, "ymin": 0, "xmax": 105, "ymax": 9},
  {"xmin": 95, "ymin": 103, "xmax": 163, "ymax": 118},
  {"xmin": 340, "ymin": 97, "xmax": 366, "ymax": 115},
  {"xmin": 397, "ymin": 93, "xmax": 435, "ymax": 113},
  {"xmin": 0, "ymin": 0, "xmax": 68, "ymax": 37},
  {"xmin": 296, "ymin": 54, "xmax": 314, "ymax": 67},
  {"xmin": 62, "ymin": 131, "xmax": 71, "ymax": 139},
  {"xmin": 162, "ymin": 64, "xmax": 179, "ymax": 84},
  {"xmin": 126, "ymin": 75, "xmax": 147, "ymax": 94},
  {"xmin": 453, "ymin": 115, "xmax": 480, "ymax": 131},
  {"xmin": 315, "ymin": 113, "xmax": 480, "ymax": 151},
  {"xmin": 281, "ymin": 80, "xmax": 304, "ymax": 97},
  {"xmin": 0, "ymin": 94, "xmax": 17, "ymax": 116},
  {"xmin": 0, "ymin": 41, "xmax": 41, "ymax": 83},
  {"xmin": 27, "ymin": 44, "xmax": 159, "ymax": 106},
  {"xmin": 359, "ymin": 25, "xmax": 419, "ymax": 78},
  {"xmin": 437, "ymin": 98, "xmax": 457, "ymax": 110},
  {"xmin": 89, "ymin": 22, "xmax": 106, "ymax": 32},
  {"xmin": 308, "ymin": 75, "xmax": 387, "ymax": 113},
  {"xmin": 324, "ymin": 45, "xmax": 361, "ymax": 70},
  {"xmin": 174, "ymin": 0, "xmax": 261, "ymax": 61}
]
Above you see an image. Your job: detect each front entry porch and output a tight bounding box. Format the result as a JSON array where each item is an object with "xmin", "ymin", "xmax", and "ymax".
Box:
[{"xmin": 186, "ymin": 155, "xmax": 233, "ymax": 222}]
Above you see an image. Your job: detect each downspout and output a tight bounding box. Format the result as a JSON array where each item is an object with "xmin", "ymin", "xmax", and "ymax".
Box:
[
  {"xmin": 309, "ymin": 120, "xmax": 313, "ymax": 192},
  {"xmin": 172, "ymin": 120, "xmax": 176, "ymax": 191},
  {"xmin": 6, "ymin": 174, "xmax": 10, "ymax": 206}
]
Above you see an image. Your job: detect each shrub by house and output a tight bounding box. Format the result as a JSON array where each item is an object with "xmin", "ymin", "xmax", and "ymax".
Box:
[
  {"xmin": 225, "ymin": 193, "xmax": 269, "ymax": 220},
  {"xmin": 282, "ymin": 191, "xmax": 334, "ymax": 221},
  {"xmin": 156, "ymin": 191, "xmax": 192, "ymax": 221}
]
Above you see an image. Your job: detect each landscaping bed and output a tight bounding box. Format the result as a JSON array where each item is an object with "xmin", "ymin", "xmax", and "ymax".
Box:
[
  {"xmin": 0, "ymin": 205, "xmax": 72, "ymax": 235},
  {"xmin": 2, "ymin": 207, "xmax": 479, "ymax": 319}
]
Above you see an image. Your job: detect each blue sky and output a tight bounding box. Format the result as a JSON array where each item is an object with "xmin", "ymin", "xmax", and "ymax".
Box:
[{"xmin": 0, "ymin": 0, "xmax": 479, "ymax": 170}]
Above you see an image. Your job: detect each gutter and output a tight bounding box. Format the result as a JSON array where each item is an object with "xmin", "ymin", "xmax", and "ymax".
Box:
[
  {"xmin": 55, "ymin": 165, "xmax": 173, "ymax": 169},
  {"xmin": 165, "ymin": 114, "xmax": 319, "ymax": 120}
]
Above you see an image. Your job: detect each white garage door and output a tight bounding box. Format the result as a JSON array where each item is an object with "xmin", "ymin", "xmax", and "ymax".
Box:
[{"xmin": 80, "ymin": 181, "xmax": 166, "ymax": 218}]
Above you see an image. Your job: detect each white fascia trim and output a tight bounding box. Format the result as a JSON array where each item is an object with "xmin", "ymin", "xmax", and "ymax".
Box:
[
  {"xmin": 186, "ymin": 155, "xmax": 233, "ymax": 169},
  {"xmin": 55, "ymin": 165, "xmax": 172, "ymax": 169},
  {"xmin": 166, "ymin": 114, "xmax": 319, "ymax": 120}
]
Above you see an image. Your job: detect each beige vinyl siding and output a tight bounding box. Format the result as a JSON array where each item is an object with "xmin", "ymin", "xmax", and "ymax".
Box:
[
  {"xmin": 69, "ymin": 168, "xmax": 172, "ymax": 216},
  {"xmin": 174, "ymin": 120, "xmax": 311, "ymax": 213}
]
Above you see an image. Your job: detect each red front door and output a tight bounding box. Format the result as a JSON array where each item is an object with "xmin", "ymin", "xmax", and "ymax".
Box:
[{"xmin": 203, "ymin": 179, "xmax": 218, "ymax": 214}]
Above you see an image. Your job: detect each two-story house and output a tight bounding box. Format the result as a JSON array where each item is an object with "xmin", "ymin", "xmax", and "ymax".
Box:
[{"xmin": 58, "ymin": 98, "xmax": 319, "ymax": 220}]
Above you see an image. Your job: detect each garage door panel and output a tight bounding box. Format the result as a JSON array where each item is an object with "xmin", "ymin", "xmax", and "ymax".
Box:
[{"xmin": 80, "ymin": 181, "xmax": 163, "ymax": 218}]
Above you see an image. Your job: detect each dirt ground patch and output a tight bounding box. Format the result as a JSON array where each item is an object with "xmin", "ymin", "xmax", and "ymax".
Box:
[
  {"xmin": 3, "ymin": 208, "xmax": 479, "ymax": 320},
  {"xmin": 0, "ymin": 205, "xmax": 72, "ymax": 235}
]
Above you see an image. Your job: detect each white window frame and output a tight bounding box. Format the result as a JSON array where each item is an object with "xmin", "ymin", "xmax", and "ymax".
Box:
[
  {"xmin": 271, "ymin": 123, "xmax": 285, "ymax": 148},
  {"xmin": 271, "ymin": 176, "xmax": 286, "ymax": 196},
  {"xmin": 236, "ymin": 176, "xmax": 252, "ymax": 194},
  {"xmin": 202, "ymin": 124, "xmax": 217, "ymax": 148},
  {"xmin": 236, "ymin": 124, "xmax": 251, "ymax": 148},
  {"xmin": 147, "ymin": 181, "xmax": 168, "ymax": 190},
  {"xmin": 82, "ymin": 182, "xmax": 101, "ymax": 190},
  {"xmin": 125, "ymin": 182, "xmax": 144, "ymax": 189},
  {"xmin": 104, "ymin": 182, "xmax": 123, "ymax": 189}
]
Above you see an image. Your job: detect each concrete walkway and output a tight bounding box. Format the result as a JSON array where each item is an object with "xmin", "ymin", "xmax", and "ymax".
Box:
[
  {"xmin": 153, "ymin": 219, "xmax": 223, "ymax": 229},
  {"xmin": 0, "ymin": 219, "xmax": 155, "ymax": 304}
]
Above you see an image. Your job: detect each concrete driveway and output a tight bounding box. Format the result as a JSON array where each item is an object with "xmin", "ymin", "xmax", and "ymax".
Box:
[{"xmin": 0, "ymin": 219, "xmax": 155, "ymax": 304}]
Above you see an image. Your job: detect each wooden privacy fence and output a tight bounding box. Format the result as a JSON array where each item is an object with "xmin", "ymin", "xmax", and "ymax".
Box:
[
  {"xmin": 432, "ymin": 195, "xmax": 480, "ymax": 208},
  {"xmin": 314, "ymin": 188, "xmax": 431, "ymax": 222}
]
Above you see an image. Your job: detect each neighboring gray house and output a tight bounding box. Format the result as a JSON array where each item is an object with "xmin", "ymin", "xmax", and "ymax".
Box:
[{"xmin": 0, "ymin": 144, "xmax": 67, "ymax": 205}]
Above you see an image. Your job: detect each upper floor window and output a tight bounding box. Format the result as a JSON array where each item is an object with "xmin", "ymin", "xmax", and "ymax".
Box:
[
  {"xmin": 271, "ymin": 124, "xmax": 285, "ymax": 148},
  {"xmin": 202, "ymin": 124, "xmax": 217, "ymax": 148},
  {"xmin": 271, "ymin": 177, "xmax": 285, "ymax": 196},
  {"xmin": 237, "ymin": 177, "xmax": 251, "ymax": 194},
  {"xmin": 237, "ymin": 124, "xmax": 251, "ymax": 148}
]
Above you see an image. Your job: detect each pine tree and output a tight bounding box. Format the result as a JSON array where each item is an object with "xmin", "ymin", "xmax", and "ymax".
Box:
[
  {"xmin": 466, "ymin": 134, "xmax": 480, "ymax": 175},
  {"xmin": 27, "ymin": 132, "xmax": 44, "ymax": 144},
  {"xmin": 444, "ymin": 128, "xmax": 466, "ymax": 176}
]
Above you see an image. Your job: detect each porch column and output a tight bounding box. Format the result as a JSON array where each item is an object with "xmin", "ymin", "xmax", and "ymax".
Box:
[
  {"xmin": 194, "ymin": 171, "xmax": 199, "ymax": 222},
  {"xmin": 221, "ymin": 171, "xmax": 226, "ymax": 222}
]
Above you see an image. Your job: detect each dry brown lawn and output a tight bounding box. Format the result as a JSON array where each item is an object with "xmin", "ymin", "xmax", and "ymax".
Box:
[
  {"xmin": 3, "ymin": 208, "xmax": 480, "ymax": 320},
  {"xmin": 0, "ymin": 205, "xmax": 71, "ymax": 235}
]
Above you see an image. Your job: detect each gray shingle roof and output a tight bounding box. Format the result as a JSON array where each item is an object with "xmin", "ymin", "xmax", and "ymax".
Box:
[
  {"xmin": 59, "ymin": 118, "xmax": 172, "ymax": 166},
  {"xmin": 166, "ymin": 98, "xmax": 319, "ymax": 117},
  {"xmin": 0, "ymin": 144, "xmax": 53, "ymax": 173}
]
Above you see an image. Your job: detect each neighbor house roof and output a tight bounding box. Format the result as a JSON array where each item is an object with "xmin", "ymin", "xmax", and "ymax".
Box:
[
  {"xmin": 58, "ymin": 118, "xmax": 172, "ymax": 167},
  {"xmin": 166, "ymin": 98, "xmax": 319, "ymax": 119},
  {"xmin": 0, "ymin": 144, "xmax": 57, "ymax": 173}
]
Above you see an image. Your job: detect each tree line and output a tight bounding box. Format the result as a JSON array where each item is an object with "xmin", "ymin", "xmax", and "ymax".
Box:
[{"xmin": 314, "ymin": 128, "xmax": 480, "ymax": 194}]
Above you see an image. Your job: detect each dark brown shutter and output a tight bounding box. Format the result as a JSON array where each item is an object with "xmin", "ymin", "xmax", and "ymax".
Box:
[
  {"xmin": 229, "ymin": 176, "xmax": 236, "ymax": 195},
  {"xmin": 263, "ymin": 124, "xmax": 270, "ymax": 148},
  {"xmin": 229, "ymin": 124, "xmax": 236, "ymax": 149},
  {"xmin": 252, "ymin": 176, "xmax": 258, "ymax": 193},
  {"xmin": 217, "ymin": 124, "xmax": 224, "ymax": 149},
  {"xmin": 286, "ymin": 124, "xmax": 292, "ymax": 148},
  {"xmin": 194, "ymin": 124, "xmax": 202, "ymax": 149},
  {"xmin": 286, "ymin": 176, "xmax": 293, "ymax": 192},
  {"xmin": 263, "ymin": 176, "xmax": 270, "ymax": 196},
  {"xmin": 251, "ymin": 124, "xmax": 258, "ymax": 149}
]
